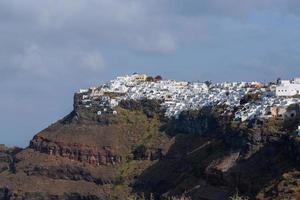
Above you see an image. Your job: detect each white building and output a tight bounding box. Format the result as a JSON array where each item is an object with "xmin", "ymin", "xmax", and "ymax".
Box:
[
  {"xmin": 79, "ymin": 89, "xmax": 88, "ymax": 93},
  {"xmin": 298, "ymin": 126, "xmax": 300, "ymax": 136},
  {"xmin": 276, "ymin": 78, "xmax": 300, "ymax": 97},
  {"xmin": 78, "ymin": 74, "xmax": 300, "ymax": 121}
]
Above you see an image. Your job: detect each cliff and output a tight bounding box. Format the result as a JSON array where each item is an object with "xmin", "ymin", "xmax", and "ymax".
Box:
[{"xmin": 1, "ymin": 94, "xmax": 300, "ymax": 200}]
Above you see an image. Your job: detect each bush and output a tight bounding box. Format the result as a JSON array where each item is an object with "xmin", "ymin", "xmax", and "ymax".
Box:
[
  {"xmin": 229, "ymin": 192, "xmax": 249, "ymax": 200},
  {"xmin": 132, "ymin": 145, "xmax": 147, "ymax": 160},
  {"xmin": 146, "ymin": 76, "xmax": 154, "ymax": 82},
  {"xmin": 240, "ymin": 93, "xmax": 260, "ymax": 105}
]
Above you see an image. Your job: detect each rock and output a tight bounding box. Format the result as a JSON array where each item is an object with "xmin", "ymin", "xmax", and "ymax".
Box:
[
  {"xmin": 2, "ymin": 97, "xmax": 300, "ymax": 199},
  {"xmin": 29, "ymin": 136, "xmax": 122, "ymax": 166},
  {"xmin": 205, "ymin": 152, "xmax": 240, "ymax": 185},
  {"xmin": 0, "ymin": 145, "xmax": 21, "ymax": 173}
]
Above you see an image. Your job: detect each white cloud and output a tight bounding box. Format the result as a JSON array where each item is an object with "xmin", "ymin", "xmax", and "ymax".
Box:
[
  {"xmin": 11, "ymin": 44, "xmax": 50, "ymax": 76},
  {"xmin": 134, "ymin": 33, "xmax": 177, "ymax": 54},
  {"xmin": 1, "ymin": 0, "xmax": 300, "ymax": 146},
  {"xmin": 80, "ymin": 51, "xmax": 105, "ymax": 71}
]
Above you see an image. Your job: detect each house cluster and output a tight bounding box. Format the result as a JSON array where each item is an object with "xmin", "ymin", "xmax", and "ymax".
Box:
[{"xmin": 77, "ymin": 74, "xmax": 300, "ymax": 123}]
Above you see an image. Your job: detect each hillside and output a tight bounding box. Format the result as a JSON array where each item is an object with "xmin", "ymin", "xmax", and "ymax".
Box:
[{"xmin": 1, "ymin": 75, "xmax": 300, "ymax": 200}]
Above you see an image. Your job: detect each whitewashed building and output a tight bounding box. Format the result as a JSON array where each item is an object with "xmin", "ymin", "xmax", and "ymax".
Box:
[
  {"xmin": 78, "ymin": 74, "xmax": 300, "ymax": 122},
  {"xmin": 276, "ymin": 78, "xmax": 300, "ymax": 97}
]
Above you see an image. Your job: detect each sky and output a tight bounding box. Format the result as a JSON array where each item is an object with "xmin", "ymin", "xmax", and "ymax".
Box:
[{"xmin": 1, "ymin": 0, "xmax": 300, "ymax": 147}]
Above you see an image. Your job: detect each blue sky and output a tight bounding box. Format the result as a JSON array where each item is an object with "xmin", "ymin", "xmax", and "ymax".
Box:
[{"xmin": 1, "ymin": 0, "xmax": 300, "ymax": 147}]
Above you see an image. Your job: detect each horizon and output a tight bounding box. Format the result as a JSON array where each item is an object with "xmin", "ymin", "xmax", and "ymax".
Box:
[{"xmin": 1, "ymin": 0, "xmax": 300, "ymax": 147}]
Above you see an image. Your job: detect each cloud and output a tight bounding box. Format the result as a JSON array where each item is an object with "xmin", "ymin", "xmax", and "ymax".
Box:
[
  {"xmin": 0, "ymin": 0, "xmax": 299, "ymax": 80},
  {"xmin": 134, "ymin": 33, "xmax": 177, "ymax": 54},
  {"xmin": 1, "ymin": 0, "xmax": 300, "ymax": 146},
  {"xmin": 11, "ymin": 44, "xmax": 49, "ymax": 76},
  {"xmin": 80, "ymin": 51, "xmax": 106, "ymax": 71},
  {"xmin": 0, "ymin": 0, "xmax": 180, "ymax": 79},
  {"xmin": 161, "ymin": 0, "xmax": 300, "ymax": 18}
]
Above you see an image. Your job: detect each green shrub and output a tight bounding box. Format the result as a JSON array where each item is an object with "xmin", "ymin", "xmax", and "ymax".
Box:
[
  {"xmin": 132, "ymin": 145, "xmax": 147, "ymax": 160},
  {"xmin": 229, "ymin": 192, "xmax": 249, "ymax": 200}
]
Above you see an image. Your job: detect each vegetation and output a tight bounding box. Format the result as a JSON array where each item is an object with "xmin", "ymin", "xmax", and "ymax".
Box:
[
  {"xmin": 240, "ymin": 93, "xmax": 260, "ymax": 105},
  {"xmin": 229, "ymin": 192, "xmax": 249, "ymax": 200},
  {"xmin": 132, "ymin": 145, "xmax": 147, "ymax": 160},
  {"xmin": 103, "ymin": 92, "xmax": 125, "ymax": 98},
  {"xmin": 204, "ymin": 80, "xmax": 212, "ymax": 87},
  {"xmin": 127, "ymin": 193, "xmax": 191, "ymax": 200},
  {"xmin": 46, "ymin": 99, "xmax": 300, "ymax": 199},
  {"xmin": 292, "ymin": 94, "xmax": 300, "ymax": 99},
  {"xmin": 146, "ymin": 76, "xmax": 154, "ymax": 82},
  {"xmin": 114, "ymin": 105, "xmax": 168, "ymax": 190},
  {"xmin": 155, "ymin": 75, "xmax": 162, "ymax": 81}
]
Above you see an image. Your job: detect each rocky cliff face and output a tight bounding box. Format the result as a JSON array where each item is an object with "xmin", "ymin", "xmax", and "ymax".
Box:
[
  {"xmin": 30, "ymin": 135, "xmax": 122, "ymax": 166},
  {"xmin": 0, "ymin": 146, "xmax": 11, "ymax": 173},
  {"xmin": 0, "ymin": 145, "xmax": 22, "ymax": 174},
  {"xmin": 1, "ymin": 97, "xmax": 300, "ymax": 200}
]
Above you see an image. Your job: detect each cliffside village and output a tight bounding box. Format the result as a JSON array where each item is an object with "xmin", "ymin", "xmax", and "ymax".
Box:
[{"xmin": 78, "ymin": 74, "xmax": 300, "ymax": 135}]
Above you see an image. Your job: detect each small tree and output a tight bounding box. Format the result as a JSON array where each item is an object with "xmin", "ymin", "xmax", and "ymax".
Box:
[
  {"xmin": 229, "ymin": 192, "xmax": 249, "ymax": 200},
  {"xmin": 146, "ymin": 76, "xmax": 154, "ymax": 82},
  {"xmin": 204, "ymin": 80, "xmax": 212, "ymax": 87},
  {"xmin": 132, "ymin": 144, "xmax": 147, "ymax": 160},
  {"xmin": 155, "ymin": 75, "xmax": 162, "ymax": 81},
  {"xmin": 276, "ymin": 77, "xmax": 281, "ymax": 84}
]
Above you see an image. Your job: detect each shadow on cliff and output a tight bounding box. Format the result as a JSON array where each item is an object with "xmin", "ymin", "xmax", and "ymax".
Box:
[{"xmin": 132, "ymin": 132, "xmax": 297, "ymax": 200}]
